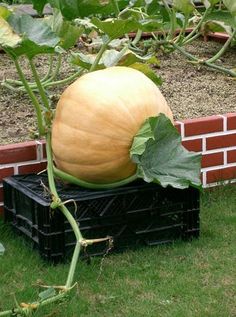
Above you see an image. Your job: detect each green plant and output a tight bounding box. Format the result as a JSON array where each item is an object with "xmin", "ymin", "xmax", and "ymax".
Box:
[
  {"xmin": 0, "ymin": 1, "xmax": 201, "ymax": 316},
  {"xmin": 121, "ymin": 0, "xmax": 236, "ymax": 77}
]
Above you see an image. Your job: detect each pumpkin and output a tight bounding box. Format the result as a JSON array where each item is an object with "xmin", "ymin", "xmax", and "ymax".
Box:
[{"xmin": 51, "ymin": 66, "xmax": 173, "ymax": 184}]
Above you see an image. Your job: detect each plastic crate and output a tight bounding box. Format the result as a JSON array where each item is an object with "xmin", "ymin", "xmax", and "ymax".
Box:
[{"xmin": 3, "ymin": 173, "xmax": 200, "ymax": 263}]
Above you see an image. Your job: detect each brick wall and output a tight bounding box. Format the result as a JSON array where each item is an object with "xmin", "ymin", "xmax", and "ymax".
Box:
[{"xmin": 0, "ymin": 113, "xmax": 236, "ymax": 214}]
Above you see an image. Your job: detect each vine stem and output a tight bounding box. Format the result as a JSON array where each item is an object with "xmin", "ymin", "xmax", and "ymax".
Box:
[
  {"xmin": 53, "ymin": 166, "xmax": 138, "ymax": 189},
  {"xmin": 161, "ymin": 0, "xmax": 175, "ymax": 40},
  {"xmin": 132, "ymin": 29, "xmax": 143, "ymax": 46},
  {"xmin": 28, "ymin": 58, "xmax": 51, "ymax": 111},
  {"xmin": 13, "ymin": 57, "xmax": 45, "ymax": 136},
  {"xmin": 182, "ymin": 7, "xmax": 212, "ymax": 44},
  {"xmin": 46, "ymin": 133, "xmax": 83, "ymax": 287},
  {"xmin": 206, "ymin": 29, "xmax": 236, "ymax": 64},
  {"xmin": 89, "ymin": 38, "xmax": 111, "ymax": 72},
  {"xmin": 172, "ymin": 42, "xmax": 236, "ymax": 77},
  {"xmin": 43, "ymin": 69, "xmax": 84, "ymax": 88},
  {"xmin": 42, "ymin": 54, "xmax": 54, "ymax": 82}
]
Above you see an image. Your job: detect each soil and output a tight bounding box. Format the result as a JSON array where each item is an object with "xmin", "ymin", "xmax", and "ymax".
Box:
[{"xmin": 0, "ymin": 39, "xmax": 235, "ymax": 145}]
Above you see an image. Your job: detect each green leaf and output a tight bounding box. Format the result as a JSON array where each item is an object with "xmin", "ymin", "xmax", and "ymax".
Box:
[
  {"xmin": 6, "ymin": 14, "xmax": 60, "ymax": 57},
  {"xmin": 203, "ymin": 20, "xmax": 233, "ymax": 35},
  {"xmin": 91, "ymin": 17, "xmax": 140, "ymax": 40},
  {"xmin": 0, "ymin": 5, "xmax": 11, "ymax": 20},
  {"xmin": 118, "ymin": 50, "xmax": 160, "ymax": 67},
  {"xmin": 129, "ymin": 62, "xmax": 162, "ymax": 86},
  {"xmin": 9, "ymin": 14, "xmax": 59, "ymax": 48},
  {"xmin": 0, "ymin": 242, "xmax": 5, "ymax": 256},
  {"xmin": 202, "ymin": 0, "xmax": 220, "ymax": 9},
  {"xmin": 47, "ymin": 0, "xmax": 128, "ymax": 20},
  {"xmin": 0, "ymin": 17, "xmax": 21, "ymax": 48},
  {"xmin": 223, "ymin": 0, "xmax": 236, "ymax": 16},
  {"xmin": 39, "ymin": 287, "xmax": 56, "ymax": 301},
  {"xmin": 173, "ymin": 0, "xmax": 195, "ymax": 15},
  {"xmin": 31, "ymin": 0, "xmax": 48, "ymax": 16},
  {"xmin": 46, "ymin": 9, "xmax": 83, "ymax": 49},
  {"xmin": 138, "ymin": 18, "xmax": 162, "ymax": 32},
  {"xmin": 71, "ymin": 49, "xmax": 127, "ymax": 70},
  {"xmin": 71, "ymin": 51, "xmax": 101, "ymax": 70},
  {"xmin": 130, "ymin": 114, "xmax": 202, "ymax": 189},
  {"xmin": 205, "ymin": 10, "xmax": 236, "ymax": 28}
]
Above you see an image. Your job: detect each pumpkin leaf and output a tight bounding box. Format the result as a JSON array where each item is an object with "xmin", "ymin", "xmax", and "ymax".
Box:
[
  {"xmin": 39, "ymin": 287, "xmax": 56, "ymax": 301},
  {"xmin": 45, "ymin": 9, "xmax": 84, "ymax": 49},
  {"xmin": 40, "ymin": 0, "xmax": 127, "ymax": 20},
  {"xmin": 203, "ymin": 19, "xmax": 233, "ymax": 35},
  {"xmin": 71, "ymin": 51, "xmax": 103, "ymax": 70},
  {"xmin": 130, "ymin": 114, "xmax": 202, "ymax": 189},
  {"xmin": 205, "ymin": 10, "xmax": 236, "ymax": 28},
  {"xmin": 0, "ymin": 243, "xmax": 5, "ymax": 256},
  {"xmin": 0, "ymin": 17, "xmax": 21, "ymax": 48},
  {"xmin": 173, "ymin": 0, "xmax": 195, "ymax": 15},
  {"xmin": 31, "ymin": 0, "xmax": 48, "ymax": 16},
  {"xmin": 118, "ymin": 50, "xmax": 160, "ymax": 67},
  {"xmin": 223, "ymin": 0, "xmax": 236, "ymax": 17},
  {"xmin": 6, "ymin": 13, "xmax": 60, "ymax": 57},
  {"xmin": 91, "ymin": 17, "xmax": 140, "ymax": 39},
  {"xmin": 202, "ymin": 0, "xmax": 220, "ymax": 9},
  {"xmin": 129, "ymin": 62, "xmax": 162, "ymax": 85}
]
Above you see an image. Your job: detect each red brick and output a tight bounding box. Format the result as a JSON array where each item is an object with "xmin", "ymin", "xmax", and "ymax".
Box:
[
  {"xmin": 227, "ymin": 150, "xmax": 236, "ymax": 163},
  {"xmin": 0, "ymin": 167, "xmax": 14, "ymax": 182},
  {"xmin": 183, "ymin": 116, "xmax": 223, "ymax": 137},
  {"xmin": 0, "ymin": 187, "xmax": 3, "ymax": 203},
  {"xmin": 174, "ymin": 122, "xmax": 181, "ymax": 135},
  {"xmin": 226, "ymin": 113, "xmax": 236, "ymax": 130},
  {"xmin": 0, "ymin": 206, "xmax": 3, "ymax": 217},
  {"xmin": 206, "ymin": 166, "xmax": 236, "ymax": 184},
  {"xmin": 206, "ymin": 134, "xmax": 236, "ymax": 150},
  {"xmin": 182, "ymin": 139, "xmax": 202, "ymax": 152},
  {"xmin": 201, "ymin": 152, "xmax": 224, "ymax": 168},
  {"xmin": 18, "ymin": 162, "xmax": 47, "ymax": 175},
  {"xmin": 42, "ymin": 142, "xmax": 47, "ymax": 159},
  {"xmin": 0, "ymin": 141, "xmax": 37, "ymax": 164}
]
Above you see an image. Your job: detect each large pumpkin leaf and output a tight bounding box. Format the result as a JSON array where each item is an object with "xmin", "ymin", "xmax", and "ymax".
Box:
[
  {"xmin": 205, "ymin": 10, "xmax": 236, "ymax": 28},
  {"xmin": 91, "ymin": 17, "xmax": 161, "ymax": 40},
  {"xmin": 6, "ymin": 13, "xmax": 60, "ymax": 57},
  {"xmin": 0, "ymin": 17, "xmax": 21, "ymax": 48},
  {"xmin": 223, "ymin": 0, "xmax": 236, "ymax": 17},
  {"xmin": 91, "ymin": 17, "xmax": 140, "ymax": 39},
  {"xmin": 33, "ymin": 0, "xmax": 127, "ymax": 20},
  {"xmin": 46, "ymin": 9, "xmax": 83, "ymax": 49},
  {"xmin": 130, "ymin": 114, "xmax": 202, "ymax": 189}
]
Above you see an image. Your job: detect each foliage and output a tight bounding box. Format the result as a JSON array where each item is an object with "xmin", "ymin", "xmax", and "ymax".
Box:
[{"xmin": 1, "ymin": 0, "xmax": 235, "ymax": 315}]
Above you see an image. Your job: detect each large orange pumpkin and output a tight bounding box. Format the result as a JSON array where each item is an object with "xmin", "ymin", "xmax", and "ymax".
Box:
[{"xmin": 51, "ymin": 66, "xmax": 173, "ymax": 183}]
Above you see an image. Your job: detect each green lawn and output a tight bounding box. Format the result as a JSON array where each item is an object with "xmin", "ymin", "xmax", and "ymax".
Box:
[{"xmin": 0, "ymin": 184, "xmax": 236, "ymax": 317}]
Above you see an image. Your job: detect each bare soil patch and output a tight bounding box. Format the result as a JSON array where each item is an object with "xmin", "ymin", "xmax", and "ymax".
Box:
[{"xmin": 0, "ymin": 39, "xmax": 235, "ymax": 145}]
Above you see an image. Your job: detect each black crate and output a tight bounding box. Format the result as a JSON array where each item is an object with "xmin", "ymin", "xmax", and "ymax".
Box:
[{"xmin": 3, "ymin": 173, "xmax": 200, "ymax": 263}]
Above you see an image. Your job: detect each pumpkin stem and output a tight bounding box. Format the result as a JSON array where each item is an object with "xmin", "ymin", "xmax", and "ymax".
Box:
[{"xmin": 53, "ymin": 166, "xmax": 139, "ymax": 189}]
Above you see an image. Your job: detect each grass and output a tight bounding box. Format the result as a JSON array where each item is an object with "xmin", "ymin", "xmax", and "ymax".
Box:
[{"xmin": 0, "ymin": 184, "xmax": 236, "ymax": 317}]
